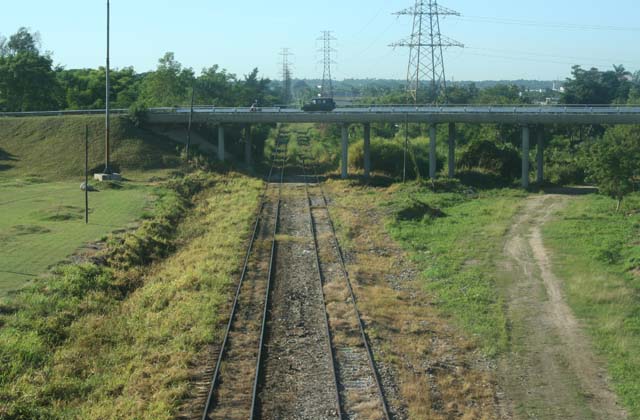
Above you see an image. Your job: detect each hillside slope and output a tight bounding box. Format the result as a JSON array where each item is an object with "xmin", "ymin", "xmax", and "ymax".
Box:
[{"xmin": 0, "ymin": 116, "xmax": 183, "ymax": 179}]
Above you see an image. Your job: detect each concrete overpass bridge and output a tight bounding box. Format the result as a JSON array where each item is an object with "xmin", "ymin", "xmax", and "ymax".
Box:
[{"xmin": 4, "ymin": 105, "xmax": 640, "ymax": 187}]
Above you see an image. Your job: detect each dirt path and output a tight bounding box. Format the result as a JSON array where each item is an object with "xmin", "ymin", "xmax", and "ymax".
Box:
[{"xmin": 497, "ymin": 194, "xmax": 626, "ymax": 420}]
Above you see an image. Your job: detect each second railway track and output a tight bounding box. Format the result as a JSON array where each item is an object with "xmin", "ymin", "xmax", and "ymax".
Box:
[{"xmin": 299, "ymin": 134, "xmax": 390, "ymax": 420}]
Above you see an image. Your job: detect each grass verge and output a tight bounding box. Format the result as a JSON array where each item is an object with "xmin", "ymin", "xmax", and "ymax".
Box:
[
  {"xmin": 326, "ymin": 180, "xmax": 519, "ymax": 418},
  {"xmin": 0, "ymin": 171, "xmax": 263, "ymax": 419},
  {"xmin": 0, "ymin": 178, "xmax": 158, "ymax": 296},
  {"xmin": 384, "ymin": 182, "xmax": 525, "ymax": 355},
  {"xmin": 543, "ymin": 192, "xmax": 640, "ymax": 417}
]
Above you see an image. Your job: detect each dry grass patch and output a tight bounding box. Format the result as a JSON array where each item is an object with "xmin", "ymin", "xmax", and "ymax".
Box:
[{"xmin": 325, "ymin": 181, "xmax": 502, "ymax": 419}]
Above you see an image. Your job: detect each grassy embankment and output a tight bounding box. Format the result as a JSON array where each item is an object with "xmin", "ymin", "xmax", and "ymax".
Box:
[
  {"xmin": 0, "ymin": 180, "xmax": 156, "ymax": 295},
  {"xmin": 544, "ymin": 193, "xmax": 640, "ymax": 417},
  {"xmin": 384, "ymin": 182, "xmax": 526, "ymax": 355},
  {"xmin": 0, "ymin": 171, "xmax": 263, "ymax": 418},
  {"xmin": 0, "ymin": 115, "xmax": 265, "ymax": 417},
  {"xmin": 0, "ymin": 115, "xmax": 182, "ymax": 180},
  {"xmin": 0, "ymin": 115, "xmax": 187, "ymax": 295}
]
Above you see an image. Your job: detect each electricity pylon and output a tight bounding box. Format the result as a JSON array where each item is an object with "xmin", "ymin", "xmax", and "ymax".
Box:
[
  {"xmin": 391, "ymin": 0, "xmax": 463, "ymax": 104},
  {"xmin": 318, "ymin": 31, "xmax": 336, "ymax": 97},
  {"xmin": 279, "ymin": 48, "xmax": 293, "ymax": 104}
]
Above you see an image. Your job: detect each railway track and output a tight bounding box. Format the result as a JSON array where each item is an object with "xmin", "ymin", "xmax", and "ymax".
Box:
[
  {"xmin": 298, "ymin": 134, "xmax": 391, "ymax": 420},
  {"xmin": 201, "ymin": 132, "xmax": 287, "ymax": 420},
  {"xmin": 201, "ymin": 130, "xmax": 389, "ymax": 420}
]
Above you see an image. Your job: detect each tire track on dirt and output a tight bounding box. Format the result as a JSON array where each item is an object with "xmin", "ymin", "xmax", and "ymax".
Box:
[{"xmin": 498, "ymin": 194, "xmax": 626, "ymax": 420}]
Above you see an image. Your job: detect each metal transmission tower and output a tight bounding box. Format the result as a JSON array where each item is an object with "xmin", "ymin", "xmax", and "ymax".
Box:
[
  {"xmin": 318, "ymin": 31, "xmax": 336, "ymax": 97},
  {"xmin": 279, "ymin": 48, "xmax": 293, "ymax": 104},
  {"xmin": 391, "ymin": 1, "xmax": 463, "ymax": 104}
]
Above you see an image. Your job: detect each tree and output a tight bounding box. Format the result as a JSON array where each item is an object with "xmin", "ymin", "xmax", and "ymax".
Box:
[
  {"xmin": 195, "ymin": 65, "xmax": 235, "ymax": 106},
  {"xmin": 585, "ymin": 125, "xmax": 640, "ymax": 211},
  {"xmin": 562, "ymin": 65, "xmax": 631, "ymax": 105},
  {"xmin": 7, "ymin": 27, "xmax": 40, "ymax": 54},
  {"xmin": 139, "ymin": 52, "xmax": 193, "ymax": 107},
  {"xmin": 0, "ymin": 28, "xmax": 59, "ymax": 111}
]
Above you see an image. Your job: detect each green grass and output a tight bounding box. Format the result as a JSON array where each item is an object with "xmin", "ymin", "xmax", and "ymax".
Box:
[
  {"xmin": 0, "ymin": 171, "xmax": 263, "ymax": 418},
  {"xmin": 0, "ymin": 115, "xmax": 183, "ymax": 180},
  {"xmin": 386, "ymin": 183, "xmax": 526, "ymax": 354},
  {"xmin": 543, "ymin": 193, "xmax": 640, "ymax": 417},
  {"xmin": 0, "ymin": 179, "xmax": 157, "ymax": 296}
]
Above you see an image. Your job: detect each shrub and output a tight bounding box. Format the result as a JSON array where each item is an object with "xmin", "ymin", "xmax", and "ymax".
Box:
[
  {"xmin": 457, "ymin": 139, "xmax": 521, "ymax": 179},
  {"xmin": 127, "ymin": 102, "xmax": 148, "ymax": 127},
  {"xmin": 349, "ymin": 138, "xmax": 442, "ymax": 179}
]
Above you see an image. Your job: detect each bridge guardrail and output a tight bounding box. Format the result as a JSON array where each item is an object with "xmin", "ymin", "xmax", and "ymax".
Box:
[{"xmin": 2, "ymin": 104, "xmax": 640, "ymax": 118}]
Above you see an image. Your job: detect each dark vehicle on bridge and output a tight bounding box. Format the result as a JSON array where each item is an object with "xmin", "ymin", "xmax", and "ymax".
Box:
[{"xmin": 302, "ymin": 97, "xmax": 336, "ymax": 112}]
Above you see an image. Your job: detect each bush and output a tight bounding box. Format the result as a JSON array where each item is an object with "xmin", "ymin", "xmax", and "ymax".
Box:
[
  {"xmin": 349, "ymin": 138, "xmax": 442, "ymax": 179},
  {"xmin": 127, "ymin": 102, "xmax": 148, "ymax": 127},
  {"xmin": 458, "ymin": 139, "xmax": 521, "ymax": 179}
]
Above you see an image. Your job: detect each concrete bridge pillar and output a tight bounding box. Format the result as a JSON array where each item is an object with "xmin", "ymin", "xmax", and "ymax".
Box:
[
  {"xmin": 244, "ymin": 124, "xmax": 252, "ymax": 168},
  {"xmin": 217, "ymin": 125, "xmax": 225, "ymax": 162},
  {"xmin": 363, "ymin": 123, "xmax": 371, "ymax": 179},
  {"xmin": 536, "ymin": 127, "xmax": 544, "ymax": 185},
  {"xmin": 522, "ymin": 126, "xmax": 530, "ymax": 188},
  {"xmin": 448, "ymin": 123, "xmax": 456, "ymax": 178},
  {"xmin": 429, "ymin": 125, "xmax": 437, "ymax": 180},
  {"xmin": 341, "ymin": 124, "xmax": 349, "ymax": 179}
]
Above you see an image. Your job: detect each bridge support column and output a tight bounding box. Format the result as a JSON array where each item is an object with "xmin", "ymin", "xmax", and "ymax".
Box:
[
  {"xmin": 217, "ymin": 125, "xmax": 225, "ymax": 162},
  {"xmin": 448, "ymin": 123, "xmax": 456, "ymax": 178},
  {"xmin": 536, "ymin": 127, "xmax": 544, "ymax": 185},
  {"xmin": 244, "ymin": 124, "xmax": 252, "ymax": 168},
  {"xmin": 522, "ymin": 126, "xmax": 530, "ymax": 188},
  {"xmin": 363, "ymin": 123, "xmax": 371, "ymax": 179},
  {"xmin": 429, "ymin": 125, "xmax": 437, "ymax": 180},
  {"xmin": 341, "ymin": 124, "xmax": 349, "ymax": 179}
]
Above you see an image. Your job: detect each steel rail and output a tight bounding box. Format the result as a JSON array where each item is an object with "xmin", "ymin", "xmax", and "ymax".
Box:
[
  {"xmin": 308, "ymin": 160, "xmax": 392, "ymax": 420},
  {"xmin": 299, "ymin": 144, "xmax": 344, "ymax": 419},
  {"xmin": 201, "ymin": 127, "xmax": 286, "ymax": 420},
  {"xmin": 249, "ymin": 134, "xmax": 287, "ymax": 419}
]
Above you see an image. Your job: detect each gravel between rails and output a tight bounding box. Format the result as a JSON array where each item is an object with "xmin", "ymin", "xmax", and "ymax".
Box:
[
  {"xmin": 308, "ymin": 183, "xmax": 388, "ymax": 420},
  {"xmin": 257, "ymin": 184, "xmax": 340, "ymax": 420}
]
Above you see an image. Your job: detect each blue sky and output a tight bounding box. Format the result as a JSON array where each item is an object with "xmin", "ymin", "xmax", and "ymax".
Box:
[{"xmin": 1, "ymin": 0, "xmax": 639, "ymax": 81}]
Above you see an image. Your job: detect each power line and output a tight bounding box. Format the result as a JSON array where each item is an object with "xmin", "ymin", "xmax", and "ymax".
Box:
[
  {"xmin": 454, "ymin": 15, "xmax": 640, "ymax": 32},
  {"xmin": 391, "ymin": 0, "xmax": 464, "ymax": 104},
  {"xmin": 279, "ymin": 48, "xmax": 293, "ymax": 104},
  {"xmin": 458, "ymin": 50, "xmax": 640, "ymax": 69}
]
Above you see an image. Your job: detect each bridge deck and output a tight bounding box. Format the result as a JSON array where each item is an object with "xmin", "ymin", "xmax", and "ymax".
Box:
[{"xmin": 3, "ymin": 105, "xmax": 640, "ymax": 125}]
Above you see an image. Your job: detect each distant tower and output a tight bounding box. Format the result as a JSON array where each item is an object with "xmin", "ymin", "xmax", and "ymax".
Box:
[
  {"xmin": 318, "ymin": 31, "xmax": 336, "ymax": 97},
  {"xmin": 391, "ymin": 1, "xmax": 463, "ymax": 104},
  {"xmin": 279, "ymin": 48, "xmax": 293, "ymax": 104}
]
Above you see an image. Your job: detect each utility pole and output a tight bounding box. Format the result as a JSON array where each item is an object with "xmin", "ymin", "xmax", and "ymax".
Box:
[
  {"xmin": 279, "ymin": 48, "xmax": 293, "ymax": 104},
  {"xmin": 391, "ymin": 1, "xmax": 463, "ymax": 104},
  {"xmin": 104, "ymin": 0, "xmax": 111, "ymax": 173},
  {"xmin": 318, "ymin": 31, "xmax": 336, "ymax": 97}
]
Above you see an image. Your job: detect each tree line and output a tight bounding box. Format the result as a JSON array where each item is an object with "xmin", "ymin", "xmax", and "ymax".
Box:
[{"xmin": 0, "ymin": 28, "xmax": 278, "ymax": 113}]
